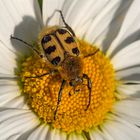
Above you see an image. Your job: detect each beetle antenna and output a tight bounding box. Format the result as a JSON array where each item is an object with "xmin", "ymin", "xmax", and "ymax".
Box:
[
  {"xmin": 54, "ymin": 10, "xmax": 75, "ymax": 36},
  {"xmin": 10, "ymin": 35, "xmax": 43, "ymax": 58}
]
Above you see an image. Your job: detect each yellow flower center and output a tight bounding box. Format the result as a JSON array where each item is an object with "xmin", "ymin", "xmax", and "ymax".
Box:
[{"xmin": 20, "ymin": 40, "xmax": 116, "ymax": 133}]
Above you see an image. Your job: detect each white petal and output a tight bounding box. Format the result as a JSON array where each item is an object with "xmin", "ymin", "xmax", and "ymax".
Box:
[
  {"xmin": 116, "ymin": 67, "xmax": 140, "ymax": 81},
  {"xmin": 17, "ymin": 124, "xmax": 49, "ymax": 140},
  {"xmin": 0, "ymin": 92, "xmax": 20, "ymax": 107},
  {"xmin": 113, "ymin": 99, "xmax": 140, "ymax": 121},
  {"xmin": 0, "ymin": 80, "xmax": 26, "ymax": 109},
  {"xmin": 116, "ymin": 67, "xmax": 140, "ymax": 93},
  {"xmin": 46, "ymin": 129, "xmax": 66, "ymax": 140},
  {"xmin": 84, "ymin": 0, "xmax": 132, "ymax": 50},
  {"xmin": 0, "ymin": 0, "xmax": 42, "ymax": 54},
  {"xmin": 0, "ymin": 80, "xmax": 29, "ymax": 109},
  {"xmin": 7, "ymin": 134, "xmax": 21, "ymax": 140},
  {"xmin": 103, "ymin": 122, "xmax": 137, "ymax": 140},
  {"xmin": 0, "ymin": 79, "xmax": 17, "ymax": 87},
  {"xmin": 107, "ymin": 0, "xmax": 140, "ymax": 57},
  {"xmin": 30, "ymin": 0, "xmax": 43, "ymax": 27},
  {"xmin": 68, "ymin": 133, "xmax": 84, "ymax": 140},
  {"xmin": 105, "ymin": 114, "xmax": 140, "ymax": 140},
  {"xmin": 0, "ymin": 108, "xmax": 30, "ymax": 122},
  {"xmin": 90, "ymin": 133, "xmax": 104, "ymax": 140},
  {"xmin": 116, "ymin": 111, "xmax": 140, "ymax": 126},
  {"xmin": 66, "ymin": 0, "xmax": 107, "ymax": 28},
  {"xmin": 27, "ymin": 125, "xmax": 48, "ymax": 140},
  {"xmin": 63, "ymin": 0, "xmax": 127, "ymax": 47},
  {"xmin": 64, "ymin": 0, "xmax": 109, "ymax": 36},
  {"xmin": 36, "ymin": 125, "xmax": 49, "ymax": 140},
  {"xmin": 0, "ymin": 110, "xmax": 38, "ymax": 140},
  {"xmin": 93, "ymin": 0, "xmax": 132, "ymax": 52},
  {"xmin": 0, "ymin": 81, "xmax": 18, "ymax": 94},
  {"xmin": 111, "ymin": 40, "xmax": 140, "ymax": 71},
  {"xmin": 0, "ymin": 74, "xmax": 17, "ymax": 81},
  {"xmin": 97, "ymin": 129, "xmax": 114, "ymax": 140},
  {"xmin": 43, "ymin": 0, "xmax": 65, "ymax": 26},
  {"xmin": 0, "ymin": 42, "xmax": 16, "ymax": 74},
  {"xmin": 2, "ymin": 96, "xmax": 26, "ymax": 109},
  {"xmin": 117, "ymin": 84, "xmax": 140, "ymax": 96},
  {"xmin": 90, "ymin": 129, "xmax": 108, "ymax": 140}
]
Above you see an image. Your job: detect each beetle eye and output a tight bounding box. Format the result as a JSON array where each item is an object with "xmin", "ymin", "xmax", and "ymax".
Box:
[{"xmin": 41, "ymin": 35, "xmax": 51, "ymax": 44}]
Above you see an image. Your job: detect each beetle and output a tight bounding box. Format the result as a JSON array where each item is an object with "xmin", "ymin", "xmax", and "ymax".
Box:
[{"xmin": 11, "ymin": 10, "xmax": 99, "ymax": 120}]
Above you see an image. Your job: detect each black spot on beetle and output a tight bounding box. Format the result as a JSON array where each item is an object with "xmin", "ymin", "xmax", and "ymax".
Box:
[
  {"xmin": 65, "ymin": 37, "xmax": 74, "ymax": 44},
  {"xmin": 72, "ymin": 47, "xmax": 80, "ymax": 55},
  {"xmin": 41, "ymin": 35, "xmax": 51, "ymax": 44},
  {"xmin": 51, "ymin": 56, "xmax": 61, "ymax": 65},
  {"xmin": 57, "ymin": 29, "xmax": 67, "ymax": 34},
  {"xmin": 45, "ymin": 45, "xmax": 56, "ymax": 54}
]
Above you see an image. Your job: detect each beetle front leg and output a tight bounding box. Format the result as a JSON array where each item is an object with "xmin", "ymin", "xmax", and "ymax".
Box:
[
  {"xmin": 25, "ymin": 70, "xmax": 57, "ymax": 78},
  {"xmin": 83, "ymin": 49, "xmax": 99, "ymax": 58},
  {"xmin": 83, "ymin": 74, "xmax": 92, "ymax": 111},
  {"xmin": 54, "ymin": 79, "xmax": 66, "ymax": 120}
]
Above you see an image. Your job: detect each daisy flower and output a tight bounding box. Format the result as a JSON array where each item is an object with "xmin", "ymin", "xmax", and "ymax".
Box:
[{"xmin": 0, "ymin": 0, "xmax": 140, "ymax": 139}]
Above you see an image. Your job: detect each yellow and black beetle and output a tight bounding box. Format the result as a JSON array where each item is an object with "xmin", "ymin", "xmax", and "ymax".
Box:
[{"xmin": 11, "ymin": 10, "xmax": 99, "ymax": 120}]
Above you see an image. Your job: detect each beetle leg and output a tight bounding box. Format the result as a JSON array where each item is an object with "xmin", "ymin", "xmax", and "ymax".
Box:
[
  {"xmin": 25, "ymin": 72, "xmax": 51, "ymax": 78},
  {"xmin": 83, "ymin": 74, "xmax": 92, "ymax": 111},
  {"xmin": 68, "ymin": 88, "xmax": 73, "ymax": 96},
  {"xmin": 10, "ymin": 35, "xmax": 43, "ymax": 58},
  {"xmin": 25, "ymin": 70, "xmax": 57, "ymax": 78},
  {"xmin": 69, "ymin": 84, "xmax": 80, "ymax": 96},
  {"xmin": 54, "ymin": 79, "xmax": 66, "ymax": 120},
  {"xmin": 83, "ymin": 49, "xmax": 99, "ymax": 58}
]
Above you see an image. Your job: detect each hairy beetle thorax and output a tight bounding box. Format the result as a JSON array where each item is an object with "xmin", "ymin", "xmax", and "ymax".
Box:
[{"xmin": 59, "ymin": 55, "xmax": 83, "ymax": 81}]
